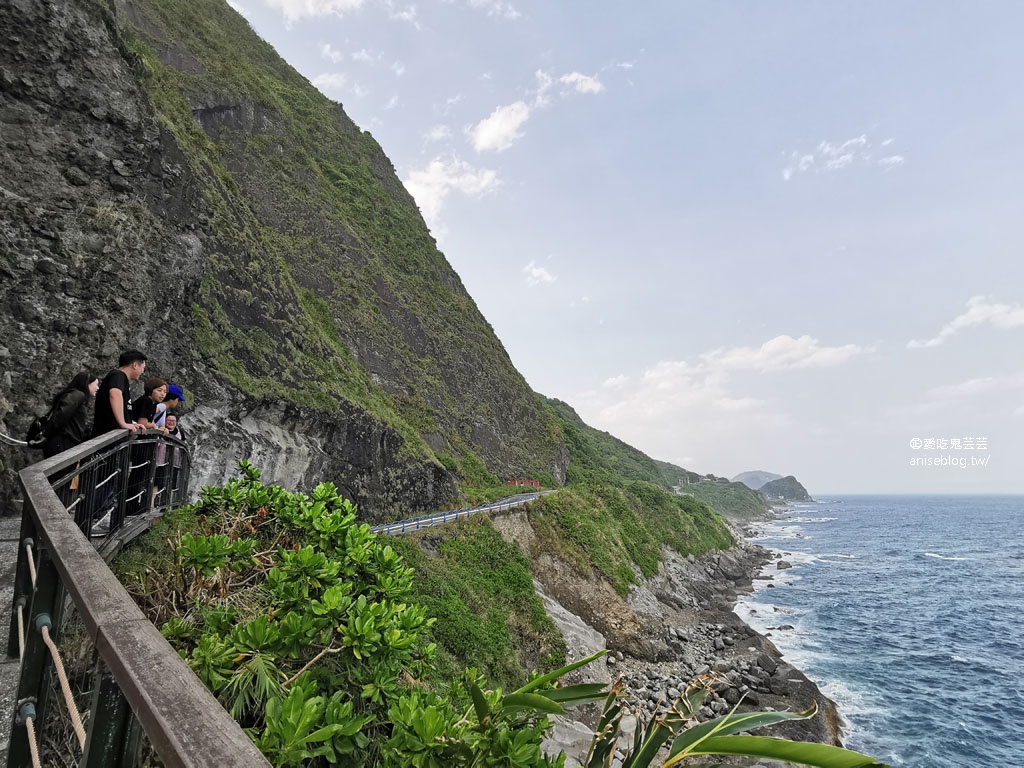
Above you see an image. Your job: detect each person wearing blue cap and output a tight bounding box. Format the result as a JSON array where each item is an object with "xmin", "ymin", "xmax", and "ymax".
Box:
[{"xmin": 154, "ymin": 383, "xmax": 186, "ymax": 428}]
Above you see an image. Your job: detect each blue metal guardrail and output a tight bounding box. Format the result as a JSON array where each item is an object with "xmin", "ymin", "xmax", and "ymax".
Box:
[{"xmin": 370, "ymin": 490, "xmax": 554, "ymax": 536}]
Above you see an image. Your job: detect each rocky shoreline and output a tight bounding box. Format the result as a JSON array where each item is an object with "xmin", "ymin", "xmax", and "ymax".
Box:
[
  {"xmin": 496, "ymin": 509, "xmax": 842, "ymax": 766},
  {"xmin": 613, "ymin": 535, "xmax": 841, "ymax": 753}
]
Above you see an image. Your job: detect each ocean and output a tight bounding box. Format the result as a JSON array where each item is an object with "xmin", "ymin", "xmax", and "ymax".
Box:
[{"xmin": 735, "ymin": 495, "xmax": 1024, "ymax": 768}]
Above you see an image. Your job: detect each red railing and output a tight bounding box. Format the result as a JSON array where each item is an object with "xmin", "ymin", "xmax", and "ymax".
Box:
[{"xmin": 506, "ymin": 479, "xmax": 541, "ymax": 489}]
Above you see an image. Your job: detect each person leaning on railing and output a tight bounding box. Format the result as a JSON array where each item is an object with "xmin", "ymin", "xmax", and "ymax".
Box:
[
  {"xmin": 133, "ymin": 377, "xmax": 170, "ymax": 435},
  {"xmin": 92, "ymin": 349, "xmax": 148, "ymax": 437},
  {"xmin": 42, "ymin": 372, "xmax": 99, "ymax": 458}
]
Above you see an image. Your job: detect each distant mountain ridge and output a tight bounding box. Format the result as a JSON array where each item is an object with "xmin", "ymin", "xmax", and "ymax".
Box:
[{"xmin": 731, "ymin": 471, "xmax": 783, "ymax": 490}]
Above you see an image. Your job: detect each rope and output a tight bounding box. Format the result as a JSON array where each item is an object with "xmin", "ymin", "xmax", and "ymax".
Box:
[
  {"xmin": 0, "ymin": 430, "xmax": 29, "ymax": 446},
  {"xmin": 95, "ymin": 468, "xmax": 120, "ymax": 488},
  {"xmin": 24, "ymin": 715, "xmax": 43, "ymax": 768},
  {"xmin": 25, "ymin": 541, "xmax": 37, "ymax": 587},
  {"xmin": 16, "ymin": 601, "xmax": 25, "ymax": 660},
  {"xmin": 41, "ymin": 624, "xmax": 87, "ymax": 750}
]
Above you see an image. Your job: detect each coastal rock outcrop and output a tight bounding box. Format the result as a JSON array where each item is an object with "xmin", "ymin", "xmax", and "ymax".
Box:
[
  {"xmin": 759, "ymin": 476, "xmax": 814, "ymax": 502},
  {"xmin": 493, "ymin": 509, "xmax": 841, "ymax": 763}
]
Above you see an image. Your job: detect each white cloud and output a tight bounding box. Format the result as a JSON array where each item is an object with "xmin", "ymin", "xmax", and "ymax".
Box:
[
  {"xmin": 403, "ymin": 157, "xmax": 498, "ymax": 229},
  {"xmin": 468, "ymin": 101, "xmax": 530, "ymax": 152},
  {"xmin": 320, "ymin": 43, "xmax": 345, "ymax": 63},
  {"xmin": 228, "ymin": 1, "xmax": 248, "ymax": 15},
  {"xmin": 925, "ymin": 373, "xmax": 1024, "ymax": 402},
  {"xmin": 713, "ymin": 396, "xmax": 764, "ymax": 411},
  {"xmin": 383, "ymin": 94, "xmax": 398, "ymax": 110},
  {"xmin": 351, "ymin": 48, "xmax": 373, "ymax": 62},
  {"xmin": 701, "ymin": 334, "xmax": 867, "ymax": 371},
  {"xmin": 533, "ymin": 70, "xmax": 554, "ymax": 107},
  {"xmin": 560, "ymin": 72, "xmax": 604, "ymax": 94},
  {"xmin": 523, "ymin": 259, "xmax": 556, "ymax": 286},
  {"xmin": 573, "ymin": 333, "xmax": 863, "ymax": 470},
  {"xmin": 264, "ymin": 0, "xmax": 364, "ymax": 21},
  {"xmin": 466, "ymin": 0, "xmax": 521, "ymax": 19},
  {"xmin": 908, "ymin": 296, "xmax": 1024, "ymax": 349},
  {"xmin": 425, "ymin": 125, "xmax": 450, "ymax": 142},
  {"xmin": 312, "ymin": 72, "xmax": 347, "ymax": 94},
  {"xmin": 392, "ymin": 60, "xmax": 405, "ymax": 77},
  {"xmin": 382, "ymin": 1, "xmax": 417, "ymax": 24},
  {"xmin": 782, "ymin": 135, "xmax": 905, "ymax": 180}
]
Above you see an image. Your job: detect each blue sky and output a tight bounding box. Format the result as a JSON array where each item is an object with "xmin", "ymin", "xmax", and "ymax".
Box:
[{"xmin": 229, "ymin": 0, "xmax": 1024, "ymax": 493}]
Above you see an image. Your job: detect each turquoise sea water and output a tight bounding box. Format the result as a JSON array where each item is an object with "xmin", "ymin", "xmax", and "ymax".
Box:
[{"xmin": 735, "ymin": 495, "xmax": 1024, "ymax": 767}]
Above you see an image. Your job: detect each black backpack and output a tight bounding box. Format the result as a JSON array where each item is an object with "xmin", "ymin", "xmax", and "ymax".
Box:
[
  {"xmin": 25, "ymin": 401, "xmax": 59, "ymax": 449},
  {"xmin": 25, "ymin": 415, "xmax": 50, "ymax": 449}
]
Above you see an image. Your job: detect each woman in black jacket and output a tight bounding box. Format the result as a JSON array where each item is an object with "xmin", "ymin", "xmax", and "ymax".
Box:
[{"xmin": 43, "ymin": 372, "xmax": 100, "ymax": 458}]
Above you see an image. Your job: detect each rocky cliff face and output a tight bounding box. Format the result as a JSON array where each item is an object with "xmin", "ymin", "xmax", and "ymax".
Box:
[{"xmin": 0, "ymin": 0, "xmax": 567, "ymax": 516}]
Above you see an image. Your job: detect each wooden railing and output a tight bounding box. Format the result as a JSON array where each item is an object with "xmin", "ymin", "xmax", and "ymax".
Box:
[{"xmin": 5, "ymin": 431, "xmax": 270, "ymax": 768}]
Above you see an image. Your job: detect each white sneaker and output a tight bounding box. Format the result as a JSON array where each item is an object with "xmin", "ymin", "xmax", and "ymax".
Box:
[{"xmin": 90, "ymin": 511, "xmax": 112, "ymax": 538}]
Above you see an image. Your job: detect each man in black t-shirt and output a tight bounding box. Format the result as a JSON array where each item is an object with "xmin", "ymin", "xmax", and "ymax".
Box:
[{"xmin": 92, "ymin": 349, "xmax": 147, "ymax": 438}]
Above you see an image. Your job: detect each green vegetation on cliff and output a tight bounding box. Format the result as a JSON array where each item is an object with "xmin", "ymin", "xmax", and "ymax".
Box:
[
  {"xmin": 529, "ymin": 483, "xmax": 733, "ymax": 595},
  {"xmin": 114, "ymin": 463, "xmax": 577, "ymax": 766},
  {"xmin": 115, "ymin": 465, "xmax": 882, "ymax": 768},
  {"xmin": 681, "ymin": 480, "xmax": 770, "ymax": 520},
  {"xmin": 539, "ymin": 397, "xmax": 735, "ymax": 593}
]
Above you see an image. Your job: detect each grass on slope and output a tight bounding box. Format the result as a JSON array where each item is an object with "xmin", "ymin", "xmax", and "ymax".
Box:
[
  {"xmin": 529, "ymin": 482, "xmax": 734, "ymax": 595},
  {"xmin": 391, "ymin": 518, "xmax": 566, "ymax": 691},
  {"xmin": 546, "ymin": 398, "xmax": 668, "ymax": 487},
  {"xmin": 682, "ymin": 480, "xmax": 770, "ymax": 519}
]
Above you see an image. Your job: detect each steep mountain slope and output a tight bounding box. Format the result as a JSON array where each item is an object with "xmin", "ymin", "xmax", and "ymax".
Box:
[
  {"xmin": 544, "ymin": 398, "xmax": 668, "ymax": 487},
  {"xmin": 0, "ymin": 0, "xmax": 565, "ymax": 518}
]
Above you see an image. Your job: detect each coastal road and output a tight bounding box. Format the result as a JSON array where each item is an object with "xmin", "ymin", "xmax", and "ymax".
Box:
[{"xmin": 370, "ymin": 489, "xmax": 556, "ymax": 536}]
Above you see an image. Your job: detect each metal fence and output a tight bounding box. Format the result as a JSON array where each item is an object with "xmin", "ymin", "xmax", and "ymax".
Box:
[
  {"xmin": 5, "ymin": 430, "xmax": 270, "ymax": 768},
  {"xmin": 370, "ymin": 491, "xmax": 553, "ymax": 537}
]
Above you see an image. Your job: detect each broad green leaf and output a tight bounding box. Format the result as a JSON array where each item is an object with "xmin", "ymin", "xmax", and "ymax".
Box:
[
  {"xmin": 669, "ymin": 704, "xmax": 818, "ymax": 757},
  {"xmin": 470, "ymin": 682, "xmax": 491, "ymax": 721},
  {"xmin": 543, "ymin": 683, "xmax": 610, "ymax": 704},
  {"xmin": 678, "ymin": 735, "xmax": 888, "ymax": 768},
  {"xmin": 501, "ymin": 692, "xmax": 566, "ymax": 715},
  {"xmin": 513, "ymin": 650, "xmax": 608, "ymax": 694}
]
